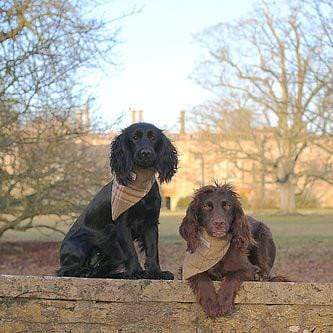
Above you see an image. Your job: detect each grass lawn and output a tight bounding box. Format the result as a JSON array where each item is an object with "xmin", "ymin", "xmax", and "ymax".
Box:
[
  {"xmin": 1, "ymin": 209, "xmax": 333, "ymax": 247},
  {"xmin": 159, "ymin": 209, "xmax": 333, "ymax": 246}
]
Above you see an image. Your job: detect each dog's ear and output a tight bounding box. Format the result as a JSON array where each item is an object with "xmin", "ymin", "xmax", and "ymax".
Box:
[
  {"xmin": 156, "ymin": 133, "xmax": 178, "ymax": 183},
  {"xmin": 110, "ymin": 132, "xmax": 133, "ymax": 185},
  {"xmin": 231, "ymin": 203, "xmax": 253, "ymax": 250},
  {"xmin": 179, "ymin": 200, "xmax": 201, "ymax": 253}
]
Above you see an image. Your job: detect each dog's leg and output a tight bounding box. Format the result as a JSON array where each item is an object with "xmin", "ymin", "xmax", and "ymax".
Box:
[
  {"xmin": 250, "ymin": 223, "xmax": 276, "ymax": 280},
  {"xmin": 57, "ymin": 240, "xmax": 90, "ymax": 277},
  {"xmin": 116, "ymin": 214, "xmax": 144, "ymax": 279},
  {"xmin": 188, "ymin": 272, "xmax": 220, "ymax": 318},
  {"xmin": 217, "ymin": 267, "xmax": 257, "ymax": 315},
  {"xmin": 143, "ymin": 224, "xmax": 174, "ymax": 280},
  {"xmin": 216, "ymin": 272, "xmax": 242, "ymax": 315}
]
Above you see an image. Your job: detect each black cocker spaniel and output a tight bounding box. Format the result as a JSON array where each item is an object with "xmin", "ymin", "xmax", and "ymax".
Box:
[{"xmin": 57, "ymin": 122, "xmax": 178, "ymax": 279}]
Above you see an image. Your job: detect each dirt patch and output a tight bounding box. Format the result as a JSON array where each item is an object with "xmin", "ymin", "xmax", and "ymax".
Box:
[
  {"xmin": 0, "ymin": 242, "xmax": 61, "ymax": 276},
  {"xmin": 0, "ymin": 241, "xmax": 332, "ymax": 282}
]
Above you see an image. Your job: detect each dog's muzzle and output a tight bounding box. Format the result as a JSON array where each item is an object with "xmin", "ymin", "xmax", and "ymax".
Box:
[{"xmin": 135, "ymin": 148, "xmax": 156, "ymax": 166}]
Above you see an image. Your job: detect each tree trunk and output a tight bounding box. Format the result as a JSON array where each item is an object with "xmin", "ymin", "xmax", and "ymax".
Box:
[
  {"xmin": 279, "ymin": 181, "xmax": 296, "ymax": 214},
  {"xmin": 251, "ymin": 163, "xmax": 266, "ymax": 211}
]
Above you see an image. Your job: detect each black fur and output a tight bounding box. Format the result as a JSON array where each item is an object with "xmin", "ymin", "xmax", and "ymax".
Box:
[{"xmin": 58, "ymin": 123, "xmax": 178, "ymax": 279}]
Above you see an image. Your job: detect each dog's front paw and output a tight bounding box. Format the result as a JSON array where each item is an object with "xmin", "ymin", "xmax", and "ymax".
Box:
[
  {"xmin": 124, "ymin": 267, "xmax": 145, "ymax": 279},
  {"xmin": 157, "ymin": 270, "xmax": 174, "ymax": 280},
  {"xmin": 144, "ymin": 270, "xmax": 174, "ymax": 280},
  {"xmin": 200, "ymin": 296, "xmax": 220, "ymax": 318},
  {"xmin": 217, "ymin": 290, "xmax": 236, "ymax": 316},
  {"xmin": 217, "ymin": 300, "xmax": 235, "ymax": 316},
  {"xmin": 246, "ymin": 264, "xmax": 260, "ymax": 281}
]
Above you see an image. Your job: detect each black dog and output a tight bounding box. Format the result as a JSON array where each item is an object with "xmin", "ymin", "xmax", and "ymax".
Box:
[{"xmin": 57, "ymin": 123, "xmax": 178, "ymax": 279}]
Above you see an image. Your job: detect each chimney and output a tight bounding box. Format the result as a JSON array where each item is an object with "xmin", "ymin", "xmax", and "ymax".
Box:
[
  {"xmin": 130, "ymin": 109, "xmax": 144, "ymax": 123},
  {"xmin": 130, "ymin": 108, "xmax": 136, "ymax": 124},
  {"xmin": 138, "ymin": 110, "xmax": 143, "ymax": 122},
  {"xmin": 179, "ymin": 110, "xmax": 186, "ymax": 134}
]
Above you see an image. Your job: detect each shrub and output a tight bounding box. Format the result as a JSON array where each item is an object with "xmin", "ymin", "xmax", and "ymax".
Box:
[
  {"xmin": 296, "ymin": 191, "xmax": 320, "ymax": 208},
  {"xmin": 176, "ymin": 196, "xmax": 192, "ymax": 209}
]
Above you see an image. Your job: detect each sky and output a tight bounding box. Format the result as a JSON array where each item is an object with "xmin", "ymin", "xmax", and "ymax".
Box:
[{"xmin": 88, "ymin": 0, "xmax": 255, "ymax": 131}]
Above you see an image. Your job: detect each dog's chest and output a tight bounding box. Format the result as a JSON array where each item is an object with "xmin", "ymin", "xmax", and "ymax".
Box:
[{"xmin": 127, "ymin": 194, "xmax": 159, "ymax": 232}]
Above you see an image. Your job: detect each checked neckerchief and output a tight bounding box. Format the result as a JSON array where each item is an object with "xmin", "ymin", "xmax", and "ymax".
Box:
[
  {"xmin": 111, "ymin": 167, "xmax": 156, "ymax": 221},
  {"xmin": 182, "ymin": 230, "xmax": 232, "ymax": 280}
]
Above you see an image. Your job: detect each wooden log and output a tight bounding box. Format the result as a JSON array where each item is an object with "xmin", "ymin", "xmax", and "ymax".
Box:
[{"xmin": 0, "ymin": 274, "xmax": 332, "ymax": 332}]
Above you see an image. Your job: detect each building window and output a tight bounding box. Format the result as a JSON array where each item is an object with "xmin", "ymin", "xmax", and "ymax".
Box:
[{"xmin": 165, "ymin": 197, "xmax": 171, "ymax": 210}]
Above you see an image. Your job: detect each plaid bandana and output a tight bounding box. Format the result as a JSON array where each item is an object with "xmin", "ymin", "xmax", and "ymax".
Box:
[
  {"xmin": 182, "ymin": 230, "xmax": 232, "ymax": 280},
  {"xmin": 111, "ymin": 167, "xmax": 156, "ymax": 221}
]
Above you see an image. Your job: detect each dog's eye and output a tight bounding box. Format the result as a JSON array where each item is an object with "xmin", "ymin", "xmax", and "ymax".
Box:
[
  {"xmin": 147, "ymin": 131, "xmax": 156, "ymax": 140},
  {"xmin": 202, "ymin": 202, "xmax": 213, "ymax": 211},
  {"xmin": 221, "ymin": 201, "xmax": 230, "ymax": 210},
  {"xmin": 133, "ymin": 131, "xmax": 142, "ymax": 141}
]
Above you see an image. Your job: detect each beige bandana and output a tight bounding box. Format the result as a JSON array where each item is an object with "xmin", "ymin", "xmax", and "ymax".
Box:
[
  {"xmin": 111, "ymin": 167, "xmax": 156, "ymax": 221},
  {"xmin": 182, "ymin": 230, "xmax": 232, "ymax": 280}
]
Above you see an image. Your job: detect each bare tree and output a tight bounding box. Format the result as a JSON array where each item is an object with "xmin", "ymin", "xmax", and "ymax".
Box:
[
  {"xmin": 0, "ymin": 114, "xmax": 110, "ymax": 237},
  {"xmin": 0, "ymin": 1, "xmax": 124, "ymax": 237},
  {"xmin": 192, "ymin": 0, "xmax": 333, "ymax": 213}
]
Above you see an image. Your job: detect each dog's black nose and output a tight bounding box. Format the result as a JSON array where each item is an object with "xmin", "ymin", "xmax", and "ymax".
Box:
[{"xmin": 139, "ymin": 148, "xmax": 153, "ymax": 159}]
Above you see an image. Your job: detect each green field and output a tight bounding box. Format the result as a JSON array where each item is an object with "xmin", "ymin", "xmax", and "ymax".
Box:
[
  {"xmin": 159, "ymin": 210, "xmax": 333, "ymax": 245},
  {"xmin": 1, "ymin": 209, "xmax": 333, "ymax": 248}
]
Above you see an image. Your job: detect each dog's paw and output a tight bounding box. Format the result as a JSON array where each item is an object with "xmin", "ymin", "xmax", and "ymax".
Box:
[
  {"xmin": 124, "ymin": 267, "xmax": 145, "ymax": 279},
  {"xmin": 249, "ymin": 265, "xmax": 261, "ymax": 281},
  {"xmin": 158, "ymin": 270, "xmax": 174, "ymax": 280},
  {"xmin": 144, "ymin": 270, "xmax": 174, "ymax": 280},
  {"xmin": 217, "ymin": 301, "xmax": 235, "ymax": 316},
  {"xmin": 217, "ymin": 290, "xmax": 236, "ymax": 316},
  {"xmin": 201, "ymin": 297, "xmax": 220, "ymax": 318}
]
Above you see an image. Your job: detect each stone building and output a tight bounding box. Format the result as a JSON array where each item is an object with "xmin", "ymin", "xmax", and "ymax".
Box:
[{"xmin": 86, "ymin": 110, "xmax": 333, "ymax": 210}]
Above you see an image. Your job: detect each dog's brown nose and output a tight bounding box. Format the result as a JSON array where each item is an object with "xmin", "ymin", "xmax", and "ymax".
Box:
[
  {"xmin": 212, "ymin": 220, "xmax": 226, "ymax": 233},
  {"xmin": 212, "ymin": 219, "xmax": 225, "ymax": 227}
]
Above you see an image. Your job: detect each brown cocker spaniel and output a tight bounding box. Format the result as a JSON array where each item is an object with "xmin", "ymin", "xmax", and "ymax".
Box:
[{"xmin": 179, "ymin": 183, "xmax": 287, "ymax": 317}]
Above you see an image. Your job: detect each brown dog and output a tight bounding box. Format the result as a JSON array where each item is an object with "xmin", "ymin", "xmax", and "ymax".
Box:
[{"xmin": 179, "ymin": 183, "xmax": 286, "ymax": 317}]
